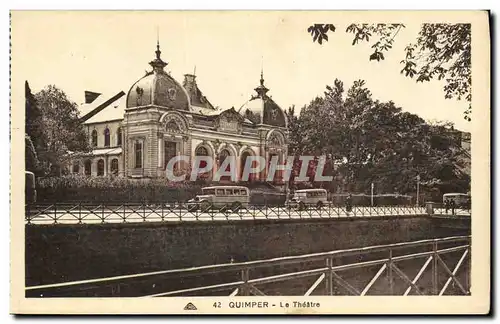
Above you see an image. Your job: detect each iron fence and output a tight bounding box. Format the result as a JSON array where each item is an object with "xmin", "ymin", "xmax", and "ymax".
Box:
[
  {"xmin": 25, "ymin": 235, "xmax": 470, "ymax": 297},
  {"xmin": 25, "ymin": 202, "xmax": 432, "ymax": 225},
  {"xmin": 430, "ymin": 202, "xmax": 471, "ymax": 216}
]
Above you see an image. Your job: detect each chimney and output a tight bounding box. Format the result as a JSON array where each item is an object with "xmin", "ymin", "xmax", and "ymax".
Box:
[
  {"xmin": 84, "ymin": 91, "xmax": 101, "ymax": 104},
  {"xmin": 183, "ymin": 74, "xmax": 197, "ymax": 96}
]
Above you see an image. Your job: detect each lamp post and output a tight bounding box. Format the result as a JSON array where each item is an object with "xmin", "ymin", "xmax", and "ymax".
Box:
[
  {"xmin": 371, "ymin": 182, "xmax": 374, "ymax": 207},
  {"xmin": 416, "ymin": 174, "xmax": 420, "ymax": 207},
  {"xmin": 284, "ymin": 148, "xmax": 290, "ymax": 205}
]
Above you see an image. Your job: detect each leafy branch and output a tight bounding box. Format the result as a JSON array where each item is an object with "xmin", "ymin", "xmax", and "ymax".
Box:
[
  {"xmin": 306, "ymin": 23, "xmax": 471, "ymax": 120},
  {"xmin": 307, "ymin": 24, "xmax": 335, "ymax": 45}
]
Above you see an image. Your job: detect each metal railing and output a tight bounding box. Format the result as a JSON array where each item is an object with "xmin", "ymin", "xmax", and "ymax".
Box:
[
  {"xmin": 26, "ymin": 235, "xmax": 470, "ymax": 297},
  {"xmin": 429, "ymin": 202, "xmax": 471, "ymax": 216},
  {"xmin": 25, "ymin": 203, "xmax": 431, "ymax": 225}
]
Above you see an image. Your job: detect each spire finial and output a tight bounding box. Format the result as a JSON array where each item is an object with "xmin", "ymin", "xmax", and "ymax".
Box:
[
  {"xmin": 193, "ymin": 65, "xmax": 197, "ymax": 76},
  {"xmin": 155, "ymin": 40, "xmax": 161, "ymax": 59},
  {"xmin": 149, "ymin": 28, "xmax": 168, "ymax": 72},
  {"xmin": 254, "ymin": 56, "xmax": 269, "ymax": 98},
  {"xmin": 154, "ymin": 26, "xmax": 162, "ymax": 60},
  {"xmin": 260, "ymin": 56, "xmax": 264, "ymax": 86}
]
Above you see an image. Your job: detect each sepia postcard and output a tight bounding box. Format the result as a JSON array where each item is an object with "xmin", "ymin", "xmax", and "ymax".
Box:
[{"xmin": 10, "ymin": 10, "xmax": 490, "ymax": 315}]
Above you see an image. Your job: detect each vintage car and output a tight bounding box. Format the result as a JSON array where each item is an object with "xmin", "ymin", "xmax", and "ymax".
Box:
[
  {"xmin": 443, "ymin": 193, "xmax": 471, "ymax": 210},
  {"xmin": 287, "ymin": 188, "xmax": 328, "ymax": 210},
  {"xmin": 187, "ymin": 186, "xmax": 250, "ymax": 212}
]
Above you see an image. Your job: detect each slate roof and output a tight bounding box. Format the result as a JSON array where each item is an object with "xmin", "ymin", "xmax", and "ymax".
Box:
[{"xmin": 80, "ymin": 92, "xmax": 126, "ymax": 124}]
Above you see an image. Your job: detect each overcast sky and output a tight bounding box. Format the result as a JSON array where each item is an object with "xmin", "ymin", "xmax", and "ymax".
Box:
[{"xmin": 13, "ymin": 11, "xmax": 470, "ymax": 131}]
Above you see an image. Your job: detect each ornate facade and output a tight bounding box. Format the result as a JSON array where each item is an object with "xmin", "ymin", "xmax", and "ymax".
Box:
[{"xmin": 70, "ymin": 42, "xmax": 288, "ymax": 182}]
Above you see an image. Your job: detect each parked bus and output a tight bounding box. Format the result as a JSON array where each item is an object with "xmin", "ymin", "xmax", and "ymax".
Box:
[
  {"xmin": 443, "ymin": 193, "xmax": 471, "ymax": 209},
  {"xmin": 288, "ymin": 188, "xmax": 328, "ymax": 210},
  {"xmin": 25, "ymin": 171, "xmax": 36, "ymax": 204},
  {"xmin": 187, "ymin": 186, "xmax": 250, "ymax": 212}
]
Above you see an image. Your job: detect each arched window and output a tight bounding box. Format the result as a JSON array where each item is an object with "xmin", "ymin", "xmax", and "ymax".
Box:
[
  {"xmin": 196, "ymin": 146, "xmax": 208, "ymax": 156},
  {"xmin": 104, "ymin": 128, "xmax": 110, "ymax": 147},
  {"xmin": 91, "ymin": 130, "xmax": 98, "ymax": 147},
  {"xmin": 97, "ymin": 159, "xmax": 105, "ymax": 176},
  {"xmin": 72, "ymin": 161, "xmax": 80, "ymax": 174},
  {"xmin": 268, "ymin": 133, "xmax": 282, "ymax": 147},
  {"xmin": 217, "ymin": 149, "xmax": 232, "ymax": 182},
  {"xmin": 165, "ymin": 120, "xmax": 181, "ymax": 133},
  {"xmin": 117, "ymin": 127, "xmax": 122, "ymax": 146},
  {"xmin": 111, "ymin": 158, "xmax": 119, "ymax": 175},
  {"xmin": 195, "ymin": 146, "xmax": 210, "ymax": 180},
  {"xmin": 268, "ymin": 153, "xmax": 280, "ymax": 183},
  {"xmin": 135, "ymin": 141, "xmax": 143, "ymax": 169},
  {"xmin": 240, "ymin": 151, "xmax": 256, "ymax": 181},
  {"xmin": 84, "ymin": 159, "xmax": 92, "ymax": 176}
]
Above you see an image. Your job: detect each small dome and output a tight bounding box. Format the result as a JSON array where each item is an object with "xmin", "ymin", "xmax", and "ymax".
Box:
[
  {"xmin": 126, "ymin": 43, "xmax": 190, "ymax": 111},
  {"xmin": 238, "ymin": 72, "xmax": 286, "ymax": 127}
]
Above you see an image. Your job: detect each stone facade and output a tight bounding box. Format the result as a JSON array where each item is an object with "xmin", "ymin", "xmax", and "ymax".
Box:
[{"xmin": 69, "ymin": 42, "xmax": 288, "ymax": 182}]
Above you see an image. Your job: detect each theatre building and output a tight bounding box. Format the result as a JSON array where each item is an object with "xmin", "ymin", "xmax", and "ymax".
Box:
[{"xmin": 70, "ymin": 42, "xmax": 288, "ymax": 183}]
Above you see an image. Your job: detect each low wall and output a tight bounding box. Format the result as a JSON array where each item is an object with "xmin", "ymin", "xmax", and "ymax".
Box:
[{"xmin": 25, "ymin": 216, "xmax": 470, "ymax": 286}]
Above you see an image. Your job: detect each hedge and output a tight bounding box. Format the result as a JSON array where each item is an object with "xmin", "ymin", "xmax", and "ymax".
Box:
[
  {"xmin": 36, "ymin": 175, "xmax": 201, "ymax": 203},
  {"xmin": 328, "ymin": 194, "xmax": 413, "ymax": 206},
  {"xmin": 35, "ymin": 175, "xmax": 287, "ymax": 205},
  {"xmin": 34, "ymin": 175, "xmax": 414, "ymax": 206}
]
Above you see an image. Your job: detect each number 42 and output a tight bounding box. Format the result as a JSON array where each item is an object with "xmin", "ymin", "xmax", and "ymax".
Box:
[{"xmin": 213, "ymin": 302, "xmax": 221, "ymax": 308}]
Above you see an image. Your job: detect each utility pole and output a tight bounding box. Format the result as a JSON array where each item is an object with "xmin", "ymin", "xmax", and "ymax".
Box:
[
  {"xmin": 284, "ymin": 147, "xmax": 290, "ymax": 205},
  {"xmin": 416, "ymin": 174, "xmax": 420, "ymax": 207},
  {"xmin": 371, "ymin": 182, "xmax": 374, "ymax": 207}
]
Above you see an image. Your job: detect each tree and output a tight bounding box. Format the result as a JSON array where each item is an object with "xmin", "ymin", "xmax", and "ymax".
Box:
[
  {"xmin": 307, "ymin": 23, "xmax": 471, "ymax": 120},
  {"xmin": 34, "ymin": 85, "xmax": 90, "ymax": 175},
  {"xmin": 25, "ymin": 81, "xmax": 44, "ymax": 172},
  {"xmin": 289, "ymin": 78, "xmax": 470, "ymax": 196},
  {"xmin": 285, "ymin": 105, "xmax": 302, "ymax": 154},
  {"xmin": 25, "ymin": 134, "xmax": 38, "ymax": 172}
]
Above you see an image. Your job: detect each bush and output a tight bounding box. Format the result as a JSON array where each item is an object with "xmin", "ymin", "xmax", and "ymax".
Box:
[
  {"xmin": 329, "ymin": 193, "xmax": 413, "ymax": 206},
  {"xmin": 250, "ymin": 193, "xmax": 286, "ymax": 206},
  {"xmin": 36, "ymin": 175, "xmax": 202, "ymax": 203},
  {"xmin": 35, "ymin": 175, "xmax": 288, "ymax": 204},
  {"xmin": 35, "ymin": 176, "xmax": 415, "ymax": 206}
]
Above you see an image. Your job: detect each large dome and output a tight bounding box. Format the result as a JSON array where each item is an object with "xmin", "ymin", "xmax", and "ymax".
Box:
[
  {"xmin": 126, "ymin": 43, "xmax": 190, "ymax": 111},
  {"xmin": 238, "ymin": 72, "xmax": 286, "ymax": 127}
]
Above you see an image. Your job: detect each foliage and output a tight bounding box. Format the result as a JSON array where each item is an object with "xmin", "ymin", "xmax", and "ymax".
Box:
[
  {"xmin": 25, "ymin": 134, "xmax": 38, "ymax": 172},
  {"xmin": 31, "ymin": 85, "xmax": 90, "ymax": 175},
  {"xmin": 35, "ymin": 175, "xmax": 286, "ymax": 205},
  {"xmin": 37, "ymin": 174, "xmax": 197, "ymax": 189},
  {"xmin": 36, "ymin": 175, "xmax": 203, "ymax": 203},
  {"xmin": 329, "ymin": 193, "xmax": 413, "ymax": 206},
  {"xmin": 307, "ymin": 24, "xmax": 335, "ymax": 44},
  {"xmin": 345, "ymin": 23, "xmax": 405, "ymax": 61},
  {"xmin": 25, "ymin": 81, "xmax": 44, "ymax": 172},
  {"xmin": 286, "ymin": 78, "xmax": 470, "ymax": 197},
  {"xmin": 401, "ymin": 24, "xmax": 471, "ymax": 120},
  {"xmin": 306, "ymin": 23, "xmax": 471, "ymax": 119}
]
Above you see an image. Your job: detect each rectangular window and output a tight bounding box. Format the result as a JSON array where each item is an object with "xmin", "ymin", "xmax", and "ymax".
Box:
[
  {"xmin": 164, "ymin": 141, "xmax": 177, "ymax": 169},
  {"xmin": 104, "ymin": 129, "xmax": 110, "ymax": 147},
  {"xmin": 202, "ymin": 188, "xmax": 215, "ymax": 195},
  {"xmin": 135, "ymin": 142, "xmax": 142, "ymax": 169},
  {"xmin": 117, "ymin": 128, "xmax": 122, "ymax": 146},
  {"xmin": 216, "ymin": 189, "xmax": 224, "ymax": 196}
]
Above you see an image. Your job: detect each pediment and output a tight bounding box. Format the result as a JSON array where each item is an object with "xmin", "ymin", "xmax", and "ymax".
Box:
[{"xmin": 215, "ymin": 107, "xmax": 243, "ymax": 134}]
